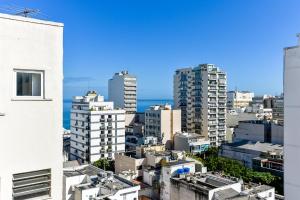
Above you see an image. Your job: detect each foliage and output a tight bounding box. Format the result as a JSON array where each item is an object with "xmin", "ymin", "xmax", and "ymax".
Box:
[
  {"xmin": 93, "ymin": 158, "xmax": 115, "ymax": 171},
  {"xmin": 187, "ymin": 147, "xmax": 282, "ymax": 194}
]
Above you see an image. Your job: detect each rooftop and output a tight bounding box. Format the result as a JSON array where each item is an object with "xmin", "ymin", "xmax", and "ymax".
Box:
[
  {"xmin": 224, "ymin": 140, "xmax": 283, "ymax": 154},
  {"xmin": 171, "ymin": 172, "xmax": 239, "ymax": 191},
  {"xmin": 0, "ymin": 12, "xmax": 63, "ymax": 27}
]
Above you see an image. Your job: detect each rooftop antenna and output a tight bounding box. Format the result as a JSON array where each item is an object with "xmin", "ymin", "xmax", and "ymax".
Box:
[{"xmin": 15, "ymin": 8, "xmax": 40, "ymax": 17}]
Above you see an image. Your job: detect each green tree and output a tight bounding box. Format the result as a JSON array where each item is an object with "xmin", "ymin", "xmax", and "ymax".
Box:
[{"xmin": 93, "ymin": 158, "xmax": 114, "ymax": 171}]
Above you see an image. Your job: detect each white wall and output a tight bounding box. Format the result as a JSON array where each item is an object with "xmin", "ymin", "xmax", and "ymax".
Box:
[
  {"xmin": 0, "ymin": 13, "xmax": 63, "ymax": 199},
  {"xmin": 284, "ymin": 35, "xmax": 300, "ymax": 199}
]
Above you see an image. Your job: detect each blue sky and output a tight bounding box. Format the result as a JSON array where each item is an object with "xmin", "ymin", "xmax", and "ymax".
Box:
[{"xmin": 1, "ymin": 0, "xmax": 299, "ymax": 99}]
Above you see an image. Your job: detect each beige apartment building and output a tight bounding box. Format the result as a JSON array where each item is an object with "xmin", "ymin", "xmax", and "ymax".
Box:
[{"xmin": 144, "ymin": 104, "xmax": 181, "ymax": 148}]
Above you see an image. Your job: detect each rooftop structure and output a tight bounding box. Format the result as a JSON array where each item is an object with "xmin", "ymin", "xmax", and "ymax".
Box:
[
  {"xmin": 174, "ymin": 132, "xmax": 210, "ymax": 154},
  {"xmin": 63, "ymin": 164, "xmax": 140, "ymax": 200},
  {"xmin": 220, "ymin": 140, "xmax": 283, "ymax": 173}
]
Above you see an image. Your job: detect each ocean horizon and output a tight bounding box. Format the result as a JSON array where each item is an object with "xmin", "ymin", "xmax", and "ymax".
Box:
[{"xmin": 63, "ymin": 99, "xmax": 173, "ymax": 129}]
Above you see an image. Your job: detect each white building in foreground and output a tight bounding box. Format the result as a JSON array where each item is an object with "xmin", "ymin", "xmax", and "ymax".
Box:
[
  {"xmin": 70, "ymin": 91, "xmax": 126, "ymax": 162},
  {"xmin": 63, "ymin": 163, "xmax": 140, "ymax": 200},
  {"xmin": 0, "ymin": 13, "xmax": 63, "ymax": 199},
  {"xmin": 284, "ymin": 34, "xmax": 300, "ymax": 199},
  {"xmin": 108, "ymin": 71, "xmax": 137, "ymax": 113}
]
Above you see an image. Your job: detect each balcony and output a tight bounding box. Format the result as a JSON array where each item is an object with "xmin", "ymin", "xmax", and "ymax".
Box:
[
  {"xmin": 107, "ymin": 118, "xmax": 112, "ymax": 122},
  {"xmin": 100, "ymin": 118, "xmax": 105, "ymax": 122},
  {"xmin": 107, "ymin": 126, "xmax": 113, "ymax": 130}
]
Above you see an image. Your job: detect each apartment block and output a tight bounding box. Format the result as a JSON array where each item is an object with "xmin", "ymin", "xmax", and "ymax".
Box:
[
  {"xmin": 174, "ymin": 64, "xmax": 227, "ymax": 146},
  {"xmin": 0, "ymin": 13, "xmax": 63, "ymax": 199},
  {"xmin": 144, "ymin": 104, "xmax": 181, "ymax": 148},
  {"xmin": 284, "ymin": 34, "xmax": 300, "ymax": 199},
  {"xmin": 227, "ymin": 90, "xmax": 254, "ymax": 109},
  {"xmin": 70, "ymin": 91, "xmax": 125, "ymax": 162},
  {"xmin": 272, "ymin": 95, "xmax": 284, "ymax": 125},
  {"xmin": 108, "ymin": 71, "xmax": 137, "ymax": 113}
]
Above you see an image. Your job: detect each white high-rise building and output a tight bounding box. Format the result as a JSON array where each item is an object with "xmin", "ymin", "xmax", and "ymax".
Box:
[
  {"xmin": 174, "ymin": 64, "xmax": 227, "ymax": 146},
  {"xmin": 284, "ymin": 34, "xmax": 300, "ymax": 199},
  {"xmin": 70, "ymin": 91, "xmax": 126, "ymax": 162},
  {"xmin": 108, "ymin": 71, "xmax": 137, "ymax": 113},
  {"xmin": 0, "ymin": 13, "xmax": 63, "ymax": 199},
  {"xmin": 144, "ymin": 104, "xmax": 181, "ymax": 148}
]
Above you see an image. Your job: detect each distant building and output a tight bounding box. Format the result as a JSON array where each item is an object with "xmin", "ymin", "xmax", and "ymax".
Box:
[
  {"xmin": 272, "ymin": 95, "xmax": 284, "ymax": 125},
  {"xmin": 219, "ymin": 140, "xmax": 283, "ymax": 176},
  {"xmin": 63, "ymin": 163, "xmax": 140, "ymax": 200},
  {"xmin": 144, "ymin": 104, "xmax": 181, "ymax": 148},
  {"xmin": 170, "ymin": 172, "xmax": 275, "ymax": 200},
  {"xmin": 64, "ymin": 129, "xmax": 71, "ymax": 161},
  {"xmin": 284, "ymin": 34, "xmax": 300, "ymax": 198},
  {"xmin": 174, "ymin": 64, "xmax": 227, "ymax": 146},
  {"xmin": 174, "ymin": 132, "xmax": 210, "ymax": 154},
  {"xmin": 227, "ymin": 90, "xmax": 254, "ymax": 109},
  {"xmin": 70, "ymin": 91, "xmax": 125, "ymax": 162},
  {"xmin": 233, "ymin": 120, "xmax": 283, "ymax": 145},
  {"xmin": 0, "ymin": 13, "xmax": 63, "ymax": 199},
  {"xmin": 108, "ymin": 71, "xmax": 137, "ymax": 113}
]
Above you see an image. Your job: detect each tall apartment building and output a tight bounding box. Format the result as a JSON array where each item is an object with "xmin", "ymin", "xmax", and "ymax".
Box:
[
  {"xmin": 144, "ymin": 104, "xmax": 181, "ymax": 148},
  {"xmin": 108, "ymin": 71, "xmax": 137, "ymax": 113},
  {"xmin": 70, "ymin": 91, "xmax": 126, "ymax": 162},
  {"xmin": 227, "ymin": 90, "xmax": 254, "ymax": 109},
  {"xmin": 272, "ymin": 95, "xmax": 284, "ymax": 125},
  {"xmin": 284, "ymin": 34, "xmax": 300, "ymax": 199},
  {"xmin": 0, "ymin": 13, "xmax": 63, "ymax": 199},
  {"xmin": 174, "ymin": 64, "xmax": 227, "ymax": 146}
]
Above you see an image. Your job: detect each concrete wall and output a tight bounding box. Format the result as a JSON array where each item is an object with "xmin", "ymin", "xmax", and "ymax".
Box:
[
  {"xmin": 271, "ymin": 123, "xmax": 283, "ymax": 145},
  {"xmin": 234, "ymin": 122, "xmax": 265, "ymax": 143},
  {"xmin": 284, "ymin": 35, "xmax": 300, "ymax": 199},
  {"xmin": 108, "ymin": 75, "xmax": 125, "ymax": 109},
  {"xmin": 0, "ymin": 13, "xmax": 63, "ymax": 199}
]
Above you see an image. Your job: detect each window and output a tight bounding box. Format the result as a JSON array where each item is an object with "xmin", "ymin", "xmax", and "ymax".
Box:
[{"xmin": 15, "ymin": 70, "xmax": 43, "ymax": 97}]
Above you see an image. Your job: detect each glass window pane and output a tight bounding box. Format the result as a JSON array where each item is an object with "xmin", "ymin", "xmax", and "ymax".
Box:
[
  {"xmin": 32, "ymin": 73, "xmax": 41, "ymax": 96},
  {"xmin": 16, "ymin": 72, "xmax": 42, "ymax": 97}
]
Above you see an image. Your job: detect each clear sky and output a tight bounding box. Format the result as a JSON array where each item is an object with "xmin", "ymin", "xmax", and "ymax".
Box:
[{"xmin": 1, "ymin": 0, "xmax": 299, "ymax": 99}]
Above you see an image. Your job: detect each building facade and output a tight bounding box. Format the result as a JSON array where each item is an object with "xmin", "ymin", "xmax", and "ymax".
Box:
[
  {"xmin": 108, "ymin": 71, "xmax": 137, "ymax": 113},
  {"xmin": 174, "ymin": 64, "xmax": 227, "ymax": 146},
  {"xmin": 144, "ymin": 104, "xmax": 181, "ymax": 148},
  {"xmin": 173, "ymin": 132, "xmax": 210, "ymax": 154},
  {"xmin": 284, "ymin": 34, "xmax": 300, "ymax": 199},
  {"xmin": 70, "ymin": 91, "xmax": 125, "ymax": 162},
  {"xmin": 227, "ymin": 90, "xmax": 254, "ymax": 109},
  {"xmin": 0, "ymin": 13, "xmax": 63, "ymax": 199},
  {"xmin": 272, "ymin": 95, "xmax": 284, "ymax": 125}
]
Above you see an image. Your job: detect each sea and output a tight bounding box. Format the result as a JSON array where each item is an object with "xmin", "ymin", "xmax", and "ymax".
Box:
[{"xmin": 63, "ymin": 99, "xmax": 173, "ymax": 129}]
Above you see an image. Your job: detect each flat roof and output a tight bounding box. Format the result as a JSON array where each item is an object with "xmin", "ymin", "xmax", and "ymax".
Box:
[
  {"xmin": 0, "ymin": 12, "xmax": 63, "ymax": 27},
  {"xmin": 64, "ymin": 165, "xmax": 101, "ymax": 177},
  {"xmin": 224, "ymin": 141, "xmax": 283, "ymax": 153}
]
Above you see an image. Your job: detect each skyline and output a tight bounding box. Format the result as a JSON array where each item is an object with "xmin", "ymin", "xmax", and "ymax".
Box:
[{"xmin": 1, "ymin": 0, "xmax": 299, "ymax": 99}]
